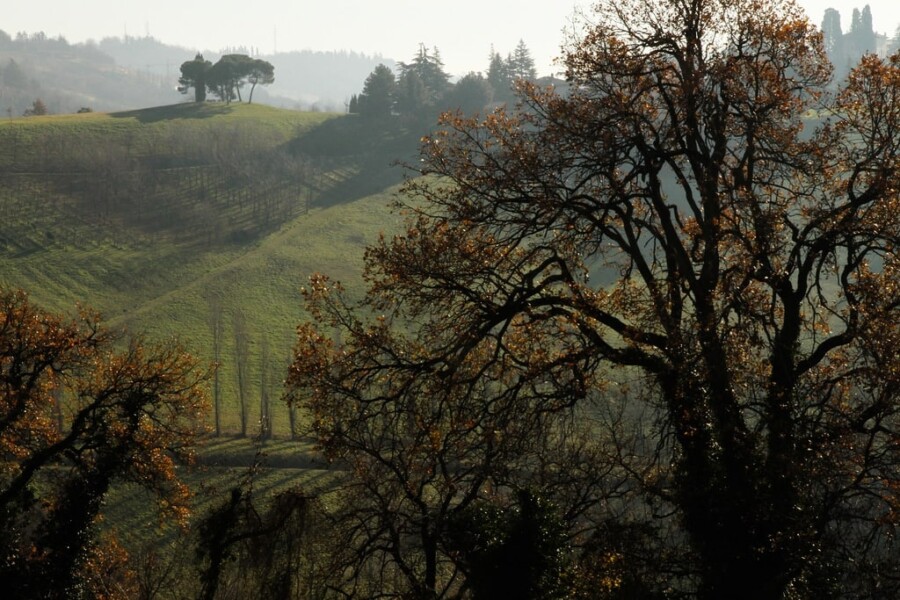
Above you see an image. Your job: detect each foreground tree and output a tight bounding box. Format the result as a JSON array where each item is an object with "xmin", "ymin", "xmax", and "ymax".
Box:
[
  {"xmin": 0, "ymin": 289, "xmax": 209, "ymax": 598},
  {"xmin": 195, "ymin": 484, "xmax": 317, "ymax": 600},
  {"xmin": 288, "ymin": 295, "xmax": 621, "ymax": 598},
  {"xmin": 288, "ymin": 0, "xmax": 900, "ymax": 597},
  {"xmin": 447, "ymin": 490, "xmax": 571, "ymax": 600}
]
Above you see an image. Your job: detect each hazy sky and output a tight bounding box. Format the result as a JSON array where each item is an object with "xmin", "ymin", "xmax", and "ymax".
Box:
[{"xmin": 6, "ymin": 1, "xmax": 900, "ymax": 77}]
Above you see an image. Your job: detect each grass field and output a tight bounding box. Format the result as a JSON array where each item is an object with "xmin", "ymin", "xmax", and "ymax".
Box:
[
  {"xmin": 0, "ymin": 103, "xmax": 418, "ymax": 437},
  {"xmin": 102, "ymin": 435, "xmax": 342, "ymax": 550}
]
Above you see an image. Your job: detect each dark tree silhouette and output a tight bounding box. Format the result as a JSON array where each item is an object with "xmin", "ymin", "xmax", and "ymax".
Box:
[
  {"xmin": 0, "ymin": 289, "xmax": 209, "ymax": 598},
  {"xmin": 288, "ymin": 0, "xmax": 900, "ymax": 597},
  {"xmin": 358, "ymin": 63, "xmax": 396, "ymax": 119},
  {"xmin": 179, "ymin": 53, "xmax": 211, "ymax": 102}
]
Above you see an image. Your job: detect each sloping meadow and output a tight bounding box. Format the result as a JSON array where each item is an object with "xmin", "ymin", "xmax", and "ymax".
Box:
[{"xmin": 0, "ymin": 103, "xmax": 413, "ymax": 436}]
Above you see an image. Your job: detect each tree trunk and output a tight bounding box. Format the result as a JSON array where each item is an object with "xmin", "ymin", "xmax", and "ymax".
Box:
[
  {"xmin": 259, "ymin": 335, "xmax": 271, "ymax": 440},
  {"xmin": 208, "ymin": 297, "xmax": 223, "ymax": 436},
  {"xmin": 667, "ymin": 377, "xmax": 797, "ymax": 599}
]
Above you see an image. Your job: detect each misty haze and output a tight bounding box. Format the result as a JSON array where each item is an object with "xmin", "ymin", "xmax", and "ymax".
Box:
[{"xmin": 1, "ymin": 1, "xmax": 900, "ymax": 599}]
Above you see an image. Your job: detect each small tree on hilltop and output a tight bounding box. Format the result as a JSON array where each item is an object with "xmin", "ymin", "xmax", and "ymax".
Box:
[
  {"xmin": 246, "ymin": 57, "xmax": 274, "ymax": 104},
  {"xmin": 206, "ymin": 55, "xmax": 241, "ymax": 103},
  {"xmin": 205, "ymin": 54, "xmax": 274, "ymax": 104},
  {"xmin": 22, "ymin": 98, "xmax": 47, "ymax": 116},
  {"xmin": 179, "ymin": 53, "xmax": 212, "ymax": 102}
]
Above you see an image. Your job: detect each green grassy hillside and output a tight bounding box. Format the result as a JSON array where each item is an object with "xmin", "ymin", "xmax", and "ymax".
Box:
[{"xmin": 0, "ymin": 103, "xmax": 418, "ymax": 436}]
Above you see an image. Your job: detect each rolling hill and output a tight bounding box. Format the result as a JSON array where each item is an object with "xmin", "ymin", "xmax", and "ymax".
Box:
[{"xmin": 0, "ymin": 103, "xmax": 420, "ymax": 436}]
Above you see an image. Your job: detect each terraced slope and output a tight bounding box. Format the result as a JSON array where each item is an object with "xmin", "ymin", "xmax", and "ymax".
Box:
[{"xmin": 0, "ymin": 103, "xmax": 418, "ymax": 435}]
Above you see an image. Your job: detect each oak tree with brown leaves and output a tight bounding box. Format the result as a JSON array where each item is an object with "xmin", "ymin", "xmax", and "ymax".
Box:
[
  {"xmin": 288, "ymin": 0, "xmax": 900, "ymax": 597},
  {"xmin": 288, "ymin": 286, "xmax": 620, "ymax": 598},
  {"xmin": 0, "ymin": 289, "xmax": 209, "ymax": 599}
]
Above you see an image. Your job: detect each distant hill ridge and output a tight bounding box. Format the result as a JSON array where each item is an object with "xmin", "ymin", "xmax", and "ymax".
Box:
[{"xmin": 0, "ymin": 30, "xmax": 395, "ymax": 115}]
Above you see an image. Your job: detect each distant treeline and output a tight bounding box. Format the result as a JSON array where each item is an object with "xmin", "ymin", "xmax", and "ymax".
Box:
[
  {"xmin": 0, "ymin": 29, "xmax": 182, "ymax": 115},
  {"xmin": 350, "ymin": 41, "xmax": 560, "ymax": 121},
  {"xmin": 820, "ymin": 4, "xmax": 900, "ymax": 81},
  {"xmin": 103, "ymin": 35, "xmax": 395, "ymax": 112},
  {"xmin": 0, "ymin": 29, "xmax": 397, "ymax": 115}
]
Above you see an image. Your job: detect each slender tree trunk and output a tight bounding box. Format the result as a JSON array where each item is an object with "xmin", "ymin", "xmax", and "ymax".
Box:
[
  {"xmin": 232, "ymin": 309, "xmax": 250, "ymax": 437},
  {"xmin": 208, "ymin": 296, "xmax": 223, "ymax": 436},
  {"xmin": 52, "ymin": 386, "xmax": 64, "ymax": 434},
  {"xmin": 665, "ymin": 372, "xmax": 797, "ymax": 599},
  {"xmin": 259, "ymin": 335, "xmax": 271, "ymax": 440},
  {"xmin": 195, "ymin": 80, "xmax": 206, "ymax": 103},
  {"xmin": 422, "ymin": 530, "xmax": 438, "ymax": 600}
]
